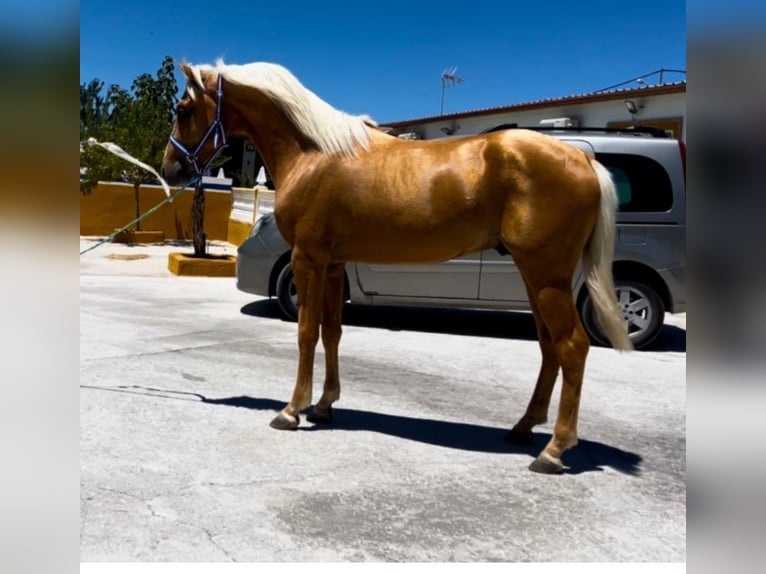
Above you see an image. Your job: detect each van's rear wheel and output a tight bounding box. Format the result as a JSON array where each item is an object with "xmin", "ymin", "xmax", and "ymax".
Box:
[
  {"xmin": 580, "ymin": 279, "xmax": 664, "ymax": 349},
  {"xmin": 275, "ymin": 263, "xmax": 299, "ymax": 321}
]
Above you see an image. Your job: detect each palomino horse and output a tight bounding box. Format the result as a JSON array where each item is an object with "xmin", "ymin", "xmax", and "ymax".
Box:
[{"xmin": 161, "ymin": 60, "xmax": 631, "ymax": 474}]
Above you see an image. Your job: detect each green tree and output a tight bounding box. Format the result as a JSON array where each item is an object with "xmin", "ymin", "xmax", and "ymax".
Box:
[
  {"xmin": 80, "ymin": 78, "xmax": 106, "ymax": 136},
  {"xmin": 80, "ymin": 56, "xmax": 178, "ymax": 230},
  {"xmin": 79, "ymin": 82, "xmax": 132, "ymax": 195}
]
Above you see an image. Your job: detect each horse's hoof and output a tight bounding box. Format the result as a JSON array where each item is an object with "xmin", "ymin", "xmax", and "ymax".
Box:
[
  {"xmin": 504, "ymin": 428, "xmax": 534, "ymax": 445},
  {"xmin": 529, "ymin": 454, "xmax": 564, "ymax": 475},
  {"xmin": 270, "ymin": 411, "xmax": 299, "ymax": 430},
  {"xmin": 307, "ymin": 405, "xmax": 333, "ymax": 424}
]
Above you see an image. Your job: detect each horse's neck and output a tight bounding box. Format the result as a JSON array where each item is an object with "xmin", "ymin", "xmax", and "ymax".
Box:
[{"xmin": 225, "ymin": 86, "xmax": 310, "ymax": 190}]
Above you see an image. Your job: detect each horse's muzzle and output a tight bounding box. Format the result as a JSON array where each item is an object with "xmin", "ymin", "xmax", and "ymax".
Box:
[{"xmin": 160, "ymin": 160, "xmax": 187, "ymax": 187}]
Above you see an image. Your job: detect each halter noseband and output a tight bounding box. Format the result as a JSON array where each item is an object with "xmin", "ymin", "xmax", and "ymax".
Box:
[{"xmin": 169, "ymin": 74, "xmax": 229, "ymax": 176}]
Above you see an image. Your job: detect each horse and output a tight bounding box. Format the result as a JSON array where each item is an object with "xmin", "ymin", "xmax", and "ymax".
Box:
[{"xmin": 161, "ymin": 59, "xmax": 632, "ymax": 474}]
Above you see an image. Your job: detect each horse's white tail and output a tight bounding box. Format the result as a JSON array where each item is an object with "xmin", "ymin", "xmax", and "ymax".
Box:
[{"xmin": 583, "ymin": 159, "xmax": 633, "ymax": 351}]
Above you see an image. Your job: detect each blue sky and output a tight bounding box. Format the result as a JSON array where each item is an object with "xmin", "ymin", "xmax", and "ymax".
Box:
[{"xmin": 80, "ymin": 0, "xmax": 685, "ymax": 123}]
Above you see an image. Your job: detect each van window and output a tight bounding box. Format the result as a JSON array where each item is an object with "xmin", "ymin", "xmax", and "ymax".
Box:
[
  {"xmin": 609, "ymin": 167, "xmax": 632, "ymax": 205},
  {"xmin": 596, "ymin": 153, "xmax": 673, "ymax": 212}
]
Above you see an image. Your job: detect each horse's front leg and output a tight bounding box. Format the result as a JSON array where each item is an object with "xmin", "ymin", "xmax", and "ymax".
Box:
[
  {"xmin": 270, "ymin": 249, "xmax": 326, "ymax": 430},
  {"xmin": 308, "ymin": 262, "xmax": 346, "ymax": 424}
]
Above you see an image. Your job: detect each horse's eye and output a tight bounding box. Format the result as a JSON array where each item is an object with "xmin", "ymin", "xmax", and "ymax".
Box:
[{"xmin": 176, "ymin": 106, "xmax": 189, "ymax": 119}]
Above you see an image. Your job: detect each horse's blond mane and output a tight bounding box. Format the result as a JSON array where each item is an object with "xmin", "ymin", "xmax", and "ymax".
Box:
[{"xmin": 192, "ymin": 59, "xmax": 374, "ymax": 157}]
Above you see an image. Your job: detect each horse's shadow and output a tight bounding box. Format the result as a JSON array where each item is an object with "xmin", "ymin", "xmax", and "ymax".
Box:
[
  {"xmin": 87, "ymin": 384, "xmax": 642, "ymax": 475},
  {"xmin": 195, "ymin": 391, "xmax": 641, "ymax": 476},
  {"xmin": 240, "ymin": 299, "xmax": 686, "ymax": 352}
]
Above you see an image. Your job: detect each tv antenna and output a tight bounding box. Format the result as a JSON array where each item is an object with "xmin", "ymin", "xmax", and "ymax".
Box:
[{"xmin": 440, "ymin": 66, "xmax": 464, "ymax": 115}]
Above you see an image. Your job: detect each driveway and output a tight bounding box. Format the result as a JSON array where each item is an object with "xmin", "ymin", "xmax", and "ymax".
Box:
[{"xmin": 80, "ymin": 238, "xmax": 686, "ymax": 562}]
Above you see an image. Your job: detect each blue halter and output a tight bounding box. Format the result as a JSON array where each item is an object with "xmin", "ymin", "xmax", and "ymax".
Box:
[{"xmin": 169, "ymin": 74, "xmax": 229, "ymax": 176}]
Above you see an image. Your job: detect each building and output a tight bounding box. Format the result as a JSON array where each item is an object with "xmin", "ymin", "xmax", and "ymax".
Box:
[{"xmin": 380, "ymin": 81, "xmax": 686, "ymax": 142}]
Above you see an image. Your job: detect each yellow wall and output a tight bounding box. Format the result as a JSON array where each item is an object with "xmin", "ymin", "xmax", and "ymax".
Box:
[
  {"xmin": 80, "ymin": 182, "xmax": 232, "ymax": 240},
  {"xmin": 227, "ymin": 219, "xmax": 254, "ymax": 247}
]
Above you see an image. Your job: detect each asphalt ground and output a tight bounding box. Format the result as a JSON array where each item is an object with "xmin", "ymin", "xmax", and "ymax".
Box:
[{"xmin": 80, "ymin": 238, "xmax": 686, "ymax": 563}]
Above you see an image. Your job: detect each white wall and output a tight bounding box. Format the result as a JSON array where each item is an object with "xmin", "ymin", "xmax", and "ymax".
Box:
[{"xmin": 409, "ymin": 92, "xmax": 685, "ymax": 141}]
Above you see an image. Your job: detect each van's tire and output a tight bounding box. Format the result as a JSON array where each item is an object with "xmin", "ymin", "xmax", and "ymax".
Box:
[
  {"xmin": 579, "ymin": 279, "xmax": 664, "ymax": 350},
  {"xmin": 275, "ymin": 263, "xmax": 299, "ymax": 321}
]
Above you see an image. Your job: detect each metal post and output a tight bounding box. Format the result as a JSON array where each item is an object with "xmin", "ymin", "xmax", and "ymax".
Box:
[
  {"xmin": 440, "ymin": 67, "xmax": 464, "ymax": 116},
  {"xmin": 440, "ymin": 80, "xmax": 446, "ymax": 115}
]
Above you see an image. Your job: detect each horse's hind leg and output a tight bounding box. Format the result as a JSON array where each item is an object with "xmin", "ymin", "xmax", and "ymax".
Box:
[
  {"xmin": 505, "ymin": 279, "xmax": 560, "ymax": 445},
  {"xmin": 526, "ymin": 281, "xmax": 590, "ymax": 474},
  {"xmin": 270, "ymin": 248, "xmax": 326, "ymax": 430},
  {"xmin": 308, "ymin": 262, "xmax": 346, "ymax": 424},
  {"xmin": 510, "ymin": 253, "xmax": 590, "ymax": 473}
]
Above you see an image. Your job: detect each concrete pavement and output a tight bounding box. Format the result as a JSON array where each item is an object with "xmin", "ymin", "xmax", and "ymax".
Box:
[{"xmin": 80, "ymin": 238, "xmax": 686, "ymax": 562}]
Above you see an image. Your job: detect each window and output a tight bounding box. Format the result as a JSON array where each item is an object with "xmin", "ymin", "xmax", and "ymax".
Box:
[
  {"xmin": 597, "ymin": 153, "xmax": 673, "ymax": 212},
  {"xmin": 609, "ymin": 166, "xmax": 632, "ymax": 205}
]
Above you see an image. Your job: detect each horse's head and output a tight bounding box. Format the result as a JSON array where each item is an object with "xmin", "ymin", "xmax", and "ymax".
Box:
[{"xmin": 161, "ymin": 63, "xmax": 228, "ymax": 186}]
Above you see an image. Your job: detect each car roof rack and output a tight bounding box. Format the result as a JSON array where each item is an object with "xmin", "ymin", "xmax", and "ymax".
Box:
[{"xmin": 479, "ymin": 123, "xmax": 671, "ymax": 138}]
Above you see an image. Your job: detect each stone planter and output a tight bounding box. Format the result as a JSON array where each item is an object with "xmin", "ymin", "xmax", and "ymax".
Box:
[{"xmin": 168, "ymin": 252, "xmax": 237, "ymax": 277}]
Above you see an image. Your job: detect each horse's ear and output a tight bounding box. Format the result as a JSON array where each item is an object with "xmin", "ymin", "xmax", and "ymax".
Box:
[
  {"xmin": 177, "ymin": 61, "xmax": 205, "ymax": 95},
  {"xmin": 178, "ymin": 61, "xmax": 194, "ymax": 80}
]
